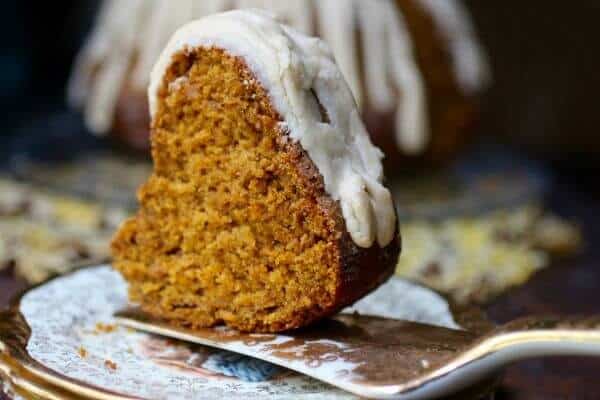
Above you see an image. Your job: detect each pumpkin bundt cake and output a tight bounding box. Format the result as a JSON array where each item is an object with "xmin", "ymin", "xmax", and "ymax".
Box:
[
  {"xmin": 69, "ymin": 0, "xmax": 489, "ymax": 169},
  {"xmin": 111, "ymin": 10, "xmax": 400, "ymax": 333}
]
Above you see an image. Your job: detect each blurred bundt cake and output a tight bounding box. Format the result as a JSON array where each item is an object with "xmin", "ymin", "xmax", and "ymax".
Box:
[
  {"xmin": 69, "ymin": 0, "xmax": 489, "ymax": 170},
  {"xmin": 111, "ymin": 10, "xmax": 400, "ymax": 333}
]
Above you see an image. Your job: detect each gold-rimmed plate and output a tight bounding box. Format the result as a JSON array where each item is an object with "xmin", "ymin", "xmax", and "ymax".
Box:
[{"xmin": 0, "ymin": 265, "xmax": 498, "ymax": 399}]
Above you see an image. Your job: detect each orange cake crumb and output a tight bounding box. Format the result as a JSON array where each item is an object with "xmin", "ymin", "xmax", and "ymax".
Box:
[
  {"xmin": 104, "ymin": 360, "xmax": 118, "ymax": 370},
  {"xmin": 112, "ymin": 46, "xmax": 399, "ymax": 332},
  {"xmin": 78, "ymin": 347, "xmax": 88, "ymax": 358},
  {"xmin": 94, "ymin": 323, "xmax": 117, "ymax": 334}
]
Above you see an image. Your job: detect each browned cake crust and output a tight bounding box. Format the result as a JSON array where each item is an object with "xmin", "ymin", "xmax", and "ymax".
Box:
[
  {"xmin": 112, "ymin": 84, "xmax": 150, "ymax": 151},
  {"xmin": 111, "ymin": 48, "xmax": 400, "ymax": 333},
  {"xmin": 283, "ymin": 141, "xmax": 401, "ymax": 312}
]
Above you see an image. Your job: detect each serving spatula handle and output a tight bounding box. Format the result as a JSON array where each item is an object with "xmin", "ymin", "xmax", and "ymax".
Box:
[
  {"xmin": 415, "ymin": 316, "xmax": 600, "ymax": 400},
  {"xmin": 451, "ymin": 315, "xmax": 600, "ymax": 378},
  {"xmin": 479, "ymin": 315, "xmax": 600, "ymax": 358}
]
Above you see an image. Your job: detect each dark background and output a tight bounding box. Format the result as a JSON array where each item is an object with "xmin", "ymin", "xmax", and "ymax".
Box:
[
  {"xmin": 467, "ymin": 0, "xmax": 600, "ymax": 171},
  {"xmin": 1, "ymin": 2, "xmax": 600, "ymax": 400},
  {"xmin": 0, "ymin": 2, "xmax": 93, "ymax": 135}
]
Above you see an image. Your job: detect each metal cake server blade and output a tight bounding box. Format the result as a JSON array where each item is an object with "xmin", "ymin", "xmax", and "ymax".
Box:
[{"xmin": 114, "ymin": 308, "xmax": 600, "ymax": 400}]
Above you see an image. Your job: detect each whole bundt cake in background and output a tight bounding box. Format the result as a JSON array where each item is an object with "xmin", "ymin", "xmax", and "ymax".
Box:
[
  {"xmin": 111, "ymin": 10, "xmax": 400, "ymax": 333},
  {"xmin": 69, "ymin": 0, "xmax": 489, "ymax": 171}
]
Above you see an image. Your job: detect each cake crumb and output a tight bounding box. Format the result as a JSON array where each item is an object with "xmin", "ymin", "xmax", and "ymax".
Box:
[
  {"xmin": 78, "ymin": 347, "xmax": 88, "ymax": 358},
  {"xmin": 110, "ymin": 46, "xmax": 398, "ymax": 333},
  {"xmin": 104, "ymin": 359, "xmax": 118, "ymax": 370},
  {"xmin": 95, "ymin": 322, "xmax": 117, "ymax": 334}
]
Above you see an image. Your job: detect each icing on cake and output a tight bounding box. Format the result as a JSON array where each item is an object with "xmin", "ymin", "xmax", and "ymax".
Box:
[
  {"xmin": 149, "ymin": 10, "xmax": 396, "ymax": 248},
  {"xmin": 69, "ymin": 0, "xmax": 488, "ymax": 155},
  {"xmin": 414, "ymin": 0, "xmax": 491, "ymax": 94}
]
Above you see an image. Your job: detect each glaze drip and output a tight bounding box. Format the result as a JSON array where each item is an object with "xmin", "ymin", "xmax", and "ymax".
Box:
[
  {"xmin": 149, "ymin": 10, "xmax": 397, "ymax": 248},
  {"xmin": 69, "ymin": 0, "xmax": 488, "ymax": 155}
]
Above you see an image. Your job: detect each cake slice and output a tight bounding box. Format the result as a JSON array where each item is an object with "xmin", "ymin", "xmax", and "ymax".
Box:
[{"xmin": 111, "ymin": 10, "xmax": 400, "ymax": 333}]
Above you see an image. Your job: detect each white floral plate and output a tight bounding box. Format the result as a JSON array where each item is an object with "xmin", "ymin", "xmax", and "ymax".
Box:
[{"xmin": 0, "ymin": 265, "xmax": 497, "ymax": 399}]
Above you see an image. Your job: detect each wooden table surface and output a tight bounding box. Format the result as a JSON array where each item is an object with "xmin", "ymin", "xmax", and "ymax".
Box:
[{"xmin": 1, "ymin": 174, "xmax": 599, "ymax": 400}]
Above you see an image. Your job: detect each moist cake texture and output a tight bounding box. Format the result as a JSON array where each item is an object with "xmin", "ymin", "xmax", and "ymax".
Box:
[{"xmin": 111, "ymin": 11, "xmax": 400, "ymax": 333}]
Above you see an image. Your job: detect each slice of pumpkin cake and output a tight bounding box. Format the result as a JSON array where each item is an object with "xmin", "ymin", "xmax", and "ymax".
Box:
[{"xmin": 111, "ymin": 10, "xmax": 400, "ymax": 333}]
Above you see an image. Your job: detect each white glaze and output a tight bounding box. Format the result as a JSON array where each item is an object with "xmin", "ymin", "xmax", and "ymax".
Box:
[
  {"xmin": 413, "ymin": 0, "xmax": 491, "ymax": 94},
  {"xmin": 68, "ymin": 0, "xmax": 488, "ymax": 156},
  {"xmin": 148, "ymin": 10, "xmax": 395, "ymax": 248}
]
